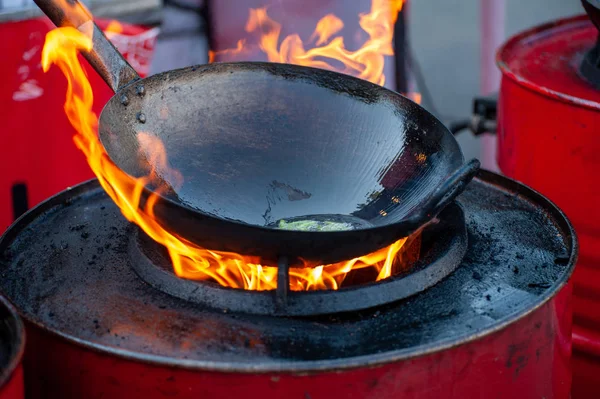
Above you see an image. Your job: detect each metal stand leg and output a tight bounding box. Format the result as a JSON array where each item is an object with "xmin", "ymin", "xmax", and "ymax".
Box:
[{"xmin": 276, "ymin": 256, "xmax": 289, "ymax": 312}]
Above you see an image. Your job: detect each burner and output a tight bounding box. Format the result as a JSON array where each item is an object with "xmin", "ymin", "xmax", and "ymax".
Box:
[
  {"xmin": 0, "ymin": 171, "xmax": 576, "ymax": 398},
  {"xmin": 129, "ymin": 204, "xmax": 466, "ymax": 316}
]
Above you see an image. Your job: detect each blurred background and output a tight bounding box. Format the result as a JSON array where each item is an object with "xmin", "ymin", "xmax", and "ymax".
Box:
[
  {"xmin": 410, "ymin": 0, "xmax": 582, "ymax": 166},
  {"xmin": 0, "ymin": 0, "xmax": 585, "ymax": 229}
]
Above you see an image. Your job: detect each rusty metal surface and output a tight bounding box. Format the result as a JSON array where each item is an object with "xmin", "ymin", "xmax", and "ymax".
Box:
[{"xmin": 0, "ymin": 170, "xmax": 576, "ymax": 372}]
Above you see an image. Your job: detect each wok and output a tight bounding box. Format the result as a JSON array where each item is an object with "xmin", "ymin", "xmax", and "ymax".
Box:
[{"xmin": 35, "ymin": 0, "xmax": 480, "ymax": 267}]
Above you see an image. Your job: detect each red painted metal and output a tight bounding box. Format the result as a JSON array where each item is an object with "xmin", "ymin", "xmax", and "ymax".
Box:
[
  {"xmin": 23, "ymin": 283, "xmax": 571, "ymax": 398},
  {"xmin": 0, "ymin": 17, "xmax": 158, "ymax": 232},
  {"xmin": 496, "ymin": 15, "xmax": 600, "ymax": 398},
  {"xmin": 0, "ymin": 367, "xmax": 24, "ymax": 399},
  {"xmin": 0, "ymin": 297, "xmax": 25, "ymax": 399}
]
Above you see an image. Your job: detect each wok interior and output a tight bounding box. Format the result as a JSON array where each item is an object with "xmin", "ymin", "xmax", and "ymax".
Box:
[{"xmin": 99, "ymin": 63, "xmax": 463, "ymax": 229}]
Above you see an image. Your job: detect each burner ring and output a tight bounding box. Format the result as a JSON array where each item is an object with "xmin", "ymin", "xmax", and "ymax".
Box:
[{"xmin": 129, "ymin": 203, "xmax": 467, "ymax": 316}]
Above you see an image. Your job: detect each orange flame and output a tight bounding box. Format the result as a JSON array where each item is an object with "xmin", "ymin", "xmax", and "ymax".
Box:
[
  {"xmin": 105, "ymin": 20, "xmax": 124, "ymax": 35},
  {"xmin": 104, "ymin": 20, "xmax": 124, "ymax": 41},
  {"xmin": 42, "ymin": 2, "xmax": 420, "ymax": 292},
  {"xmin": 210, "ymin": 0, "xmax": 406, "ymax": 87}
]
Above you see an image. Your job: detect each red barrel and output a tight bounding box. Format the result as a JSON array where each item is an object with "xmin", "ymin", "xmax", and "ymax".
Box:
[
  {"xmin": 0, "ymin": 172, "xmax": 576, "ymax": 399},
  {"xmin": 0, "ymin": 17, "xmax": 158, "ymax": 232},
  {"xmin": 21, "ymin": 289, "xmax": 571, "ymax": 399},
  {"xmin": 0, "ymin": 296, "xmax": 25, "ymax": 399},
  {"xmin": 496, "ymin": 15, "xmax": 600, "ymax": 398}
]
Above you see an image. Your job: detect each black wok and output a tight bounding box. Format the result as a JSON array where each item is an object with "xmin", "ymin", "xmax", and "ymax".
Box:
[{"xmin": 35, "ymin": 0, "xmax": 480, "ymax": 267}]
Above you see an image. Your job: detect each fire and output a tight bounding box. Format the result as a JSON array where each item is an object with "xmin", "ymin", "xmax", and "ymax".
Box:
[
  {"xmin": 210, "ymin": 0, "xmax": 414, "ymax": 91},
  {"xmin": 104, "ymin": 20, "xmax": 124, "ymax": 38},
  {"xmin": 41, "ymin": 2, "xmax": 420, "ymax": 291}
]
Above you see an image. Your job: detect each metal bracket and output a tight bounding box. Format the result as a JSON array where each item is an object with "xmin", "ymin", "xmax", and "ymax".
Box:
[
  {"xmin": 276, "ymin": 256, "xmax": 289, "ymax": 311},
  {"xmin": 471, "ymin": 94, "xmax": 498, "ymax": 135},
  {"xmin": 11, "ymin": 183, "xmax": 28, "ymax": 221},
  {"xmin": 448, "ymin": 94, "xmax": 497, "ymax": 135}
]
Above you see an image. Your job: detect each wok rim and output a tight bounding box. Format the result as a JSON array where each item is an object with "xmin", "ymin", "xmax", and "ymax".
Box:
[{"xmin": 99, "ymin": 61, "xmax": 469, "ymax": 237}]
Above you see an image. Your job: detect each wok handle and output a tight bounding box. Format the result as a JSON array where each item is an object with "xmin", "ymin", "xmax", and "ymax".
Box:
[
  {"xmin": 33, "ymin": 0, "xmax": 140, "ymax": 92},
  {"xmin": 408, "ymin": 159, "xmax": 480, "ymax": 226}
]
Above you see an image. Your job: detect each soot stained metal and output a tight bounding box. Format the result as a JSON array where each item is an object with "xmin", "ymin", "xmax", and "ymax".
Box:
[{"xmin": 0, "ymin": 171, "xmax": 576, "ymax": 398}]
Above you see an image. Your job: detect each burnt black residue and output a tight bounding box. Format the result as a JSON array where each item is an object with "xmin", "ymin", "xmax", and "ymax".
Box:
[
  {"xmin": 270, "ymin": 181, "xmax": 311, "ymax": 202},
  {"xmin": 554, "ymin": 255, "xmax": 570, "ymax": 266},
  {"xmin": 0, "ymin": 174, "xmax": 574, "ymax": 365},
  {"xmin": 261, "ymin": 181, "xmax": 311, "ymax": 225},
  {"xmin": 505, "ymin": 341, "xmax": 530, "ymax": 377}
]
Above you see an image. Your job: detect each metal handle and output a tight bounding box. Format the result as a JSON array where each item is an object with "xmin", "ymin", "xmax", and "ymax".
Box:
[
  {"xmin": 407, "ymin": 159, "xmax": 480, "ymax": 226},
  {"xmin": 33, "ymin": 0, "xmax": 140, "ymax": 92}
]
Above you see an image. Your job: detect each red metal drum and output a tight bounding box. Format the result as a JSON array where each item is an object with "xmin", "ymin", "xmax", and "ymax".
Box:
[
  {"xmin": 496, "ymin": 15, "xmax": 600, "ymax": 398},
  {"xmin": 0, "ymin": 171, "xmax": 576, "ymax": 398},
  {"xmin": 21, "ymin": 293, "xmax": 571, "ymax": 399},
  {"xmin": 0, "ymin": 296, "xmax": 25, "ymax": 399}
]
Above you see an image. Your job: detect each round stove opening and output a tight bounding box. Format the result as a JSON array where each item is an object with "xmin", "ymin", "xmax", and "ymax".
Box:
[{"xmin": 129, "ymin": 203, "xmax": 467, "ymax": 316}]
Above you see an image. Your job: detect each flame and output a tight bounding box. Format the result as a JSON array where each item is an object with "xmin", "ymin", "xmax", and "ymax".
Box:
[
  {"xmin": 105, "ymin": 20, "xmax": 123, "ymax": 35},
  {"xmin": 210, "ymin": 0, "xmax": 406, "ymax": 87},
  {"xmin": 407, "ymin": 92, "xmax": 422, "ymax": 104},
  {"xmin": 311, "ymin": 14, "xmax": 344, "ymax": 46},
  {"xmin": 104, "ymin": 20, "xmax": 124, "ymax": 41},
  {"xmin": 41, "ymin": 3, "xmax": 421, "ymax": 291}
]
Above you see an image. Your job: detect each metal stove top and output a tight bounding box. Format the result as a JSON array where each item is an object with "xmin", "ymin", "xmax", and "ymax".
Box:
[{"xmin": 0, "ymin": 171, "xmax": 575, "ymax": 372}]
